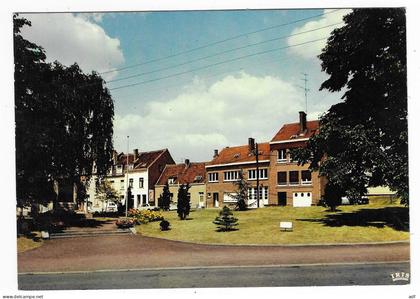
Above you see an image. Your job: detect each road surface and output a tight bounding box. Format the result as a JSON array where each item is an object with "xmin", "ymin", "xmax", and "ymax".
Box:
[{"xmin": 18, "ymin": 262, "xmax": 410, "ymax": 290}]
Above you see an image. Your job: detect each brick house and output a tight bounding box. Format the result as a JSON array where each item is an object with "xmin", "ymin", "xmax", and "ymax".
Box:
[
  {"xmin": 155, "ymin": 160, "xmax": 207, "ymax": 209},
  {"xmin": 205, "ymin": 141, "xmax": 271, "ymax": 208},
  {"xmin": 86, "ymin": 148, "xmax": 175, "ymax": 210},
  {"xmin": 268, "ymin": 111, "xmax": 326, "ymax": 206}
]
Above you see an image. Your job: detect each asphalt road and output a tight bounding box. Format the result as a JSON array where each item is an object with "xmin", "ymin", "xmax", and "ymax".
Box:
[{"xmin": 18, "ymin": 262, "xmax": 410, "ymax": 290}]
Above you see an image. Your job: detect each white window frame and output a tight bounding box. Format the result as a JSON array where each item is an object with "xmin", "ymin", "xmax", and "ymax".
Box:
[
  {"xmin": 208, "ymin": 172, "xmax": 219, "ymax": 183},
  {"xmin": 139, "ymin": 178, "xmax": 144, "ymax": 188},
  {"xmin": 224, "ymin": 170, "xmax": 239, "ymax": 182},
  {"xmin": 116, "ymin": 165, "xmax": 123, "ymax": 174},
  {"xmin": 248, "ymin": 168, "xmax": 268, "ymax": 180},
  {"xmin": 168, "ymin": 178, "xmax": 175, "ymax": 185},
  {"xmin": 277, "ymin": 149, "xmax": 288, "ymax": 163}
]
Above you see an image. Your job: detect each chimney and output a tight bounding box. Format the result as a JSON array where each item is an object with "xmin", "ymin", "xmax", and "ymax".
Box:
[
  {"xmin": 133, "ymin": 148, "xmax": 139, "ymax": 160},
  {"xmin": 248, "ymin": 137, "xmax": 255, "ymax": 154},
  {"xmin": 213, "ymin": 149, "xmax": 219, "ymax": 158},
  {"xmin": 185, "ymin": 159, "xmax": 190, "ymax": 167},
  {"xmin": 299, "ymin": 111, "xmax": 307, "ymax": 134}
]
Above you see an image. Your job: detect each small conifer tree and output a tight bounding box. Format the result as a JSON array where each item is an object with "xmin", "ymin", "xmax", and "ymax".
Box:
[{"xmin": 213, "ymin": 206, "xmax": 239, "ymax": 232}]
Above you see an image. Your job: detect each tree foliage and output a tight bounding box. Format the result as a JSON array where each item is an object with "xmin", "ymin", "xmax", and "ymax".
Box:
[
  {"xmin": 158, "ymin": 182, "xmax": 171, "ymax": 211},
  {"xmin": 292, "ymin": 8, "xmax": 408, "ymax": 204},
  {"xmin": 96, "ymin": 180, "xmax": 119, "ymax": 206},
  {"xmin": 177, "ymin": 183, "xmax": 191, "ymax": 220},
  {"xmin": 231, "ymin": 170, "xmax": 251, "ymax": 211},
  {"xmin": 14, "ymin": 14, "xmax": 114, "ymax": 206},
  {"xmin": 213, "ymin": 206, "xmax": 239, "ymax": 232}
]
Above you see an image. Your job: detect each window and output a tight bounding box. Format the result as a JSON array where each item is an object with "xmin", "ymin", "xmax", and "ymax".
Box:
[
  {"xmin": 168, "ymin": 177, "xmax": 175, "ymax": 185},
  {"xmin": 129, "ymin": 178, "xmax": 133, "ymax": 188},
  {"xmin": 278, "ymin": 149, "xmax": 287, "ymax": 162},
  {"xmin": 224, "ymin": 171, "xmax": 239, "ymax": 181},
  {"xmin": 199, "ymin": 192, "xmax": 204, "ymax": 202},
  {"xmin": 128, "ymin": 164, "xmax": 134, "ymax": 170},
  {"xmin": 116, "ymin": 165, "xmax": 123, "ymax": 174},
  {"xmin": 248, "ymin": 168, "xmax": 268, "ymax": 180},
  {"xmin": 301, "ymin": 170, "xmax": 312, "ymax": 185},
  {"xmin": 120, "ymin": 180, "xmax": 124, "ymax": 190},
  {"xmin": 277, "ymin": 172, "xmax": 287, "ymax": 185},
  {"xmin": 289, "ymin": 171, "xmax": 299, "ymax": 185},
  {"xmin": 208, "ymin": 172, "xmax": 219, "ymax": 182},
  {"xmin": 139, "ymin": 178, "xmax": 144, "ymax": 188}
]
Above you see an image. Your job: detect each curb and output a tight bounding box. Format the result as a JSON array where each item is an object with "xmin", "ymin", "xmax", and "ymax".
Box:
[
  {"xmin": 138, "ymin": 234, "xmax": 410, "ymax": 247},
  {"xmin": 18, "ymin": 260, "xmax": 410, "ymax": 276}
]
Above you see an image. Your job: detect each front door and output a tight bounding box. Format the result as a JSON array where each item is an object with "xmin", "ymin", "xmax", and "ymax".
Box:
[
  {"xmin": 278, "ymin": 192, "xmax": 287, "ymax": 206},
  {"xmin": 213, "ymin": 192, "xmax": 219, "ymax": 208}
]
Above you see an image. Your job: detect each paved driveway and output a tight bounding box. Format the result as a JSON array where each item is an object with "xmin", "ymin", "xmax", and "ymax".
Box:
[{"xmin": 18, "ymin": 234, "xmax": 410, "ymax": 273}]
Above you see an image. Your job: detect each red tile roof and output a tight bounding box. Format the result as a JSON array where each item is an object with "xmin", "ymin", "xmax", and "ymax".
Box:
[
  {"xmin": 207, "ymin": 142, "xmax": 270, "ymax": 166},
  {"xmin": 156, "ymin": 162, "xmax": 207, "ymax": 185},
  {"xmin": 271, "ymin": 120, "xmax": 319, "ymax": 143},
  {"xmin": 116, "ymin": 149, "xmax": 168, "ymax": 168}
]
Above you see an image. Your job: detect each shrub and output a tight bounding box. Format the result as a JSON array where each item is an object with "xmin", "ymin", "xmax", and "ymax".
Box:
[{"xmin": 159, "ymin": 220, "xmax": 171, "ymax": 231}]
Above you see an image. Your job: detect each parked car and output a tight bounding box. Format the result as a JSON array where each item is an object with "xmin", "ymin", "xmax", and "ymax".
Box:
[
  {"xmin": 88, "ymin": 201, "xmax": 118, "ymax": 213},
  {"xmin": 341, "ymin": 196, "xmax": 369, "ymax": 205}
]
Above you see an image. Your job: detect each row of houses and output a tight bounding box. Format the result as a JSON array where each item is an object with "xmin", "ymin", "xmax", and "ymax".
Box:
[{"xmin": 87, "ymin": 111, "xmax": 327, "ymax": 210}]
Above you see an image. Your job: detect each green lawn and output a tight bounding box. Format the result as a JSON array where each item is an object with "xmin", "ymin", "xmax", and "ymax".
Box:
[{"xmin": 136, "ymin": 200, "xmax": 409, "ymax": 245}]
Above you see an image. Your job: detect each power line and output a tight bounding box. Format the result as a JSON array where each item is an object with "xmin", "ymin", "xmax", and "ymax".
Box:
[
  {"xmin": 107, "ymin": 22, "xmax": 343, "ymax": 84},
  {"xmin": 109, "ymin": 36, "xmax": 328, "ymax": 92},
  {"xmin": 100, "ymin": 9, "xmax": 342, "ymax": 75}
]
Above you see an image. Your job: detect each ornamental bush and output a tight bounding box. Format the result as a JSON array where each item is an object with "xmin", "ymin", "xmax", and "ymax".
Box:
[{"xmin": 159, "ymin": 219, "xmax": 170, "ymax": 231}]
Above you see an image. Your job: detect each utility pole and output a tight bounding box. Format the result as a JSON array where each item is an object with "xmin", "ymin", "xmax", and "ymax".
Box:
[
  {"xmin": 300, "ymin": 73, "xmax": 310, "ymax": 114},
  {"xmin": 125, "ymin": 135, "xmax": 129, "ymax": 218},
  {"xmin": 255, "ymin": 142, "xmax": 260, "ymax": 208}
]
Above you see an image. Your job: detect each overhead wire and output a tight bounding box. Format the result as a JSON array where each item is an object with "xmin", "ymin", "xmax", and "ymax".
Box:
[{"xmin": 99, "ymin": 9, "xmax": 342, "ymax": 75}]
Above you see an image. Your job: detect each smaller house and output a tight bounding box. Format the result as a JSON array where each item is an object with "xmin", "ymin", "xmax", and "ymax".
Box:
[
  {"xmin": 86, "ymin": 148, "xmax": 175, "ymax": 210},
  {"xmin": 155, "ymin": 160, "xmax": 207, "ymax": 209}
]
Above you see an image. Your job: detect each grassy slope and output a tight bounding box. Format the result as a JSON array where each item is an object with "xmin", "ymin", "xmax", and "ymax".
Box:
[{"xmin": 137, "ymin": 200, "xmax": 409, "ymax": 245}]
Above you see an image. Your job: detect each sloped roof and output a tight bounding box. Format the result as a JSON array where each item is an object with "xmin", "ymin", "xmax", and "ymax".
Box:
[
  {"xmin": 207, "ymin": 142, "xmax": 270, "ymax": 166},
  {"xmin": 271, "ymin": 120, "xmax": 319, "ymax": 143},
  {"xmin": 156, "ymin": 162, "xmax": 207, "ymax": 185},
  {"xmin": 116, "ymin": 149, "xmax": 168, "ymax": 168}
]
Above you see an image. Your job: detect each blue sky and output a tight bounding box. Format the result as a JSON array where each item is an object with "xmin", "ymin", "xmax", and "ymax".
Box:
[{"xmin": 21, "ymin": 9, "xmax": 350, "ymax": 163}]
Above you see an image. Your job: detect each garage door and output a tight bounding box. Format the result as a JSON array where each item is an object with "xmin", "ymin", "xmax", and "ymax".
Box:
[{"xmin": 293, "ymin": 192, "xmax": 312, "ymax": 207}]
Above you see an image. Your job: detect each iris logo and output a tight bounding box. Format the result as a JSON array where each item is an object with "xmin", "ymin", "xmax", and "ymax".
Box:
[{"xmin": 390, "ymin": 272, "xmax": 410, "ymax": 282}]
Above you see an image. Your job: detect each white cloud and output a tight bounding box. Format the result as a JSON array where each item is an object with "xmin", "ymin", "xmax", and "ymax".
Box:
[
  {"xmin": 113, "ymin": 72, "xmax": 308, "ymax": 162},
  {"xmin": 21, "ymin": 13, "xmax": 124, "ymax": 80},
  {"xmin": 287, "ymin": 9, "xmax": 352, "ymax": 60}
]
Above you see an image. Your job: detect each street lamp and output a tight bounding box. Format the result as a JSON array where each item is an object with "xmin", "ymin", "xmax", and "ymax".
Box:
[{"xmin": 125, "ymin": 135, "xmax": 129, "ymax": 218}]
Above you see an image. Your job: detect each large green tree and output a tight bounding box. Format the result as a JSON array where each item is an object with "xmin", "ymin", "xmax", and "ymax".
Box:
[
  {"xmin": 292, "ymin": 8, "xmax": 407, "ymax": 203},
  {"xmin": 14, "ymin": 15, "xmax": 114, "ymax": 207}
]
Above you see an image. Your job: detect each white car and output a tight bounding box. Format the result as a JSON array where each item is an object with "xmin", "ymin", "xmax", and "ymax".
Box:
[{"xmin": 88, "ymin": 201, "xmax": 118, "ymax": 213}]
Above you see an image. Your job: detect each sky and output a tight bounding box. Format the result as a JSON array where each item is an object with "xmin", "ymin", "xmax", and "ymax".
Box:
[{"xmin": 20, "ymin": 9, "xmax": 351, "ymax": 163}]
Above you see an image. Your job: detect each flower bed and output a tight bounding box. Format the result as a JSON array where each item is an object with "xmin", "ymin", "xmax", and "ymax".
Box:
[
  {"xmin": 115, "ymin": 218, "xmax": 135, "ymax": 229},
  {"xmin": 128, "ymin": 209, "xmax": 164, "ymax": 224}
]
